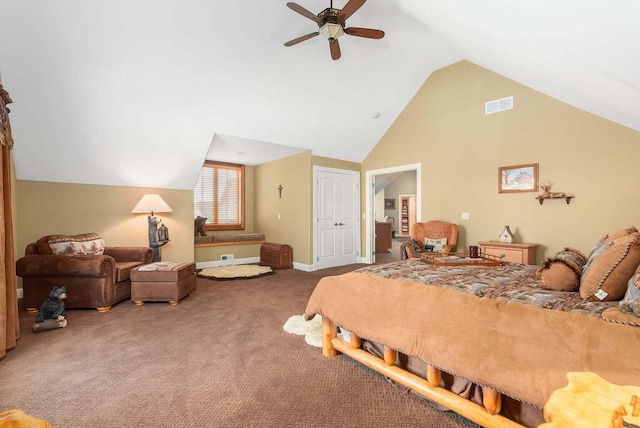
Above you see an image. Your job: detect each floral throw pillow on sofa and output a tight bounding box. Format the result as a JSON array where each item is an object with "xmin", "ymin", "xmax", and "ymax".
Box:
[{"xmin": 48, "ymin": 233, "xmax": 105, "ymax": 255}]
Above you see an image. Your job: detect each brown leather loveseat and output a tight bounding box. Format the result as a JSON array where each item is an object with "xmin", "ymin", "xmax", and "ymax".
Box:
[{"xmin": 16, "ymin": 233, "xmax": 153, "ymax": 313}]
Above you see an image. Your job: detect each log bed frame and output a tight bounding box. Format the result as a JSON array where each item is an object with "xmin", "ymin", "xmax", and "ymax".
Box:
[{"xmin": 321, "ymin": 317, "xmax": 526, "ymax": 428}]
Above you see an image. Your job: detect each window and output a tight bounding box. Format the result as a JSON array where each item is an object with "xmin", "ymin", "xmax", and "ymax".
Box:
[{"xmin": 194, "ymin": 161, "xmax": 245, "ymax": 230}]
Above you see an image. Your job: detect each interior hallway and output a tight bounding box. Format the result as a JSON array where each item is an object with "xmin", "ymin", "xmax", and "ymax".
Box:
[{"xmin": 374, "ymin": 237, "xmax": 407, "ymax": 264}]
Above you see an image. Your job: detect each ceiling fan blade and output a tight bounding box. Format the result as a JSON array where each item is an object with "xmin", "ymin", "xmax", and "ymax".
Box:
[
  {"xmin": 338, "ymin": 0, "xmax": 366, "ymax": 21},
  {"xmin": 344, "ymin": 27, "xmax": 385, "ymax": 39},
  {"xmin": 286, "ymin": 2, "xmax": 321, "ymax": 23},
  {"xmin": 284, "ymin": 32, "xmax": 320, "ymax": 47},
  {"xmin": 329, "ymin": 39, "xmax": 341, "ymax": 60}
]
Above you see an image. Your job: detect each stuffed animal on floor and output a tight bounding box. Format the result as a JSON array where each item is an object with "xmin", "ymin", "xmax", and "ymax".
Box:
[{"xmin": 32, "ymin": 286, "xmax": 67, "ymax": 333}]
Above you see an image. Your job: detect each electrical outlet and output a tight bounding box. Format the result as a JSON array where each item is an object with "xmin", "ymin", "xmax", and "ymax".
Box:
[{"xmin": 461, "ymin": 212, "xmax": 470, "ymax": 220}]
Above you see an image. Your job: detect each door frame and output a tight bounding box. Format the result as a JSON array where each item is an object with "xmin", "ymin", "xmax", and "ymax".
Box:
[
  {"xmin": 313, "ymin": 166, "xmax": 361, "ymax": 271},
  {"xmin": 365, "ymin": 163, "xmax": 421, "ymax": 264}
]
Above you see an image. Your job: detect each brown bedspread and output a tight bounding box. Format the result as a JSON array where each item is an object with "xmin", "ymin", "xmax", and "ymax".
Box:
[{"xmin": 304, "ymin": 260, "xmax": 640, "ymax": 408}]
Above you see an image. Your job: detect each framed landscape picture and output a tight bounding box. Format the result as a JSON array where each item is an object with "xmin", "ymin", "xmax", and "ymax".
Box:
[
  {"xmin": 498, "ymin": 163, "xmax": 539, "ymax": 193},
  {"xmin": 384, "ymin": 198, "xmax": 395, "ymax": 209}
]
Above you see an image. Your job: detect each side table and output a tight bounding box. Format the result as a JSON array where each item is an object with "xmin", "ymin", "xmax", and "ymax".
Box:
[{"xmin": 478, "ymin": 241, "xmax": 538, "ymax": 265}]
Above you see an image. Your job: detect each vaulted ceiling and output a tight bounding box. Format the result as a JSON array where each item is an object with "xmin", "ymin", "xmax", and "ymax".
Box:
[{"xmin": 1, "ymin": 0, "xmax": 638, "ymax": 190}]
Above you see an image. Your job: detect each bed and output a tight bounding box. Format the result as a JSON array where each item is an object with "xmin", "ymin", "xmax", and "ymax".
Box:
[{"xmin": 304, "ymin": 259, "xmax": 640, "ymax": 428}]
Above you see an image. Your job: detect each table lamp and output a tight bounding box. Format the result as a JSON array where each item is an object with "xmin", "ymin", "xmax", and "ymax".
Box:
[{"xmin": 131, "ymin": 194, "xmax": 172, "ymax": 262}]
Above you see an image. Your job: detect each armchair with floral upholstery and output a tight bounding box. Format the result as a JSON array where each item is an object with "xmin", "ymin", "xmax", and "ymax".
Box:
[
  {"xmin": 16, "ymin": 233, "xmax": 153, "ymax": 313},
  {"xmin": 400, "ymin": 221, "xmax": 459, "ymax": 259}
]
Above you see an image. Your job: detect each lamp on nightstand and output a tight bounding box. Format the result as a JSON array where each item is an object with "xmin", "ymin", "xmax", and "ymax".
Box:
[{"xmin": 132, "ymin": 194, "xmax": 172, "ymax": 262}]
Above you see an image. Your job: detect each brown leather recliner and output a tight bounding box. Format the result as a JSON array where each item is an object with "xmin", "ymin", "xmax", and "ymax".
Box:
[
  {"xmin": 16, "ymin": 235, "xmax": 153, "ymax": 313},
  {"xmin": 400, "ymin": 221, "xmax": 459, "ymax": 259}
]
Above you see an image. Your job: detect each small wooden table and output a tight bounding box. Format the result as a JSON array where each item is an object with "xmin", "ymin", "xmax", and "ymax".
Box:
[{"xmin": 421, "ymin": 252, "xmax": 503, "ymax": 267}]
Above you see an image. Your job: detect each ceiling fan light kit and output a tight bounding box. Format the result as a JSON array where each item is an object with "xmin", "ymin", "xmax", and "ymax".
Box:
[{"xmin": 285, "ymin": 0, "xmax": 384, "ymax": 60}]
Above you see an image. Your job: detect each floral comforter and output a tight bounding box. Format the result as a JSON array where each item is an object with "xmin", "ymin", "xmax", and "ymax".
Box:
[{"xmin": 356, "ymin": 259, "xmax": 615, "ymax": 317}]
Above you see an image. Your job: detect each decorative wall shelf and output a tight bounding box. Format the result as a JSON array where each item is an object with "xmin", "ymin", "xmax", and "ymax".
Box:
[{"xmin": 536, "ymin": 194, "xmax": 574, "ymax": 205}]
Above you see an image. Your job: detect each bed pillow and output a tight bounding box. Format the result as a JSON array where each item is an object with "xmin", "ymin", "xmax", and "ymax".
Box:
[
  {"xmin": 618, "ymin": 265, "xmax": 640, "ymax": 317},
  {"xmin": 580, "ymin": 231, "xmax": 640, "ymax": 301},
  {"xmin": 536, "ymin": 247, "xmax": 587, "ymax": 291},
  {"xmin": 424, "ymin": 237, "xmax": 447, "ymax": 252},
  {"xmin": 587, "ymin": 226, "xmax": 638, "ymax": 259}
]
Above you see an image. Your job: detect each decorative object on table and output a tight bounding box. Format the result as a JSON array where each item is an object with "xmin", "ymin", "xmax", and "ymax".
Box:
[
  {"xmin": 198, "ymin": 265, "xmax": 274, "ymax": 280},
  {"xmin": 131, "ymin": 193, "xmax": 172, "ymax": 262},
  {"xmin": 536, "ymin": 181, "xmax": 574, "ymax": 204},
  {"xmin": 469, "ymin": 245, "xmax": 480, "ymax": 258},
  {"xmin": 32, "ymin": 286, "xmax": 67, "ymax": 333},
  {"xmin": 498, "ymin": 163, "xmax": 538, "ymax": 193},
  {"xmin": 384, "ymin": 198, "xmax": 395, "ymax": 209},
  {"xmin": 421, "ymin": 252, "xmax": 503, "ymax": 267},
  {"xmin": 499, "ymin": 226, "xmax": 515, "ymax": 243}
]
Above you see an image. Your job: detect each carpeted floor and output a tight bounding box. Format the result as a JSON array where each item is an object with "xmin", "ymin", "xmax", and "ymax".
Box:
[{"xmin": 1, "ymin": 264, "xmax": 479, "ymax": 428}]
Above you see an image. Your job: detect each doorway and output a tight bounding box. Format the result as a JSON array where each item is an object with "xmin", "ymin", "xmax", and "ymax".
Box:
[{"xmin": 365, "ymin": 164, "xmax": 421, "ymax": 264}]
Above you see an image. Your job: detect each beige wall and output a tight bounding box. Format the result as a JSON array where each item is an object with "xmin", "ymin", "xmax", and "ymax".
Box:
[
  {"xmin": 253, "ymin": 153, "xmax": 360, "ymax": 266},
  {"xmin": 254, "ymin": 151, "xmax": 312, "ymax": 265},
  {"xmin": 16, "ymin": 181, "xmax": 194, "ymax": 263},
  {"xmin": 362, "ymin": 60, "xmax": 640, "ymax": 261}
]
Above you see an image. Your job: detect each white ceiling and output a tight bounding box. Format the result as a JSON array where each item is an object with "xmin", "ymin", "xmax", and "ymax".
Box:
[{"xmin": 1, "ymin": 0, "xmax": 638, "ymax": 190}]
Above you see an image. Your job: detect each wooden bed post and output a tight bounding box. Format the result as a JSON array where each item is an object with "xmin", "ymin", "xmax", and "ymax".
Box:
[
  {"xmin": 426, "ymin": 365, "xmax": 442, "ymax": 387},
  {"xmin": 322, "ymin": 317, "xmax": 338, "ymax": 357},
  {"xmin": 349, "ymin": 332, "xmax": 361, "ymax": 349},
  {"xmin": 482, "ymin": 386, "xmax": 502, "ymax": 415},
  {"xmin": 383, "ymin": 346, "xmax": 397, "ymax": 366}
]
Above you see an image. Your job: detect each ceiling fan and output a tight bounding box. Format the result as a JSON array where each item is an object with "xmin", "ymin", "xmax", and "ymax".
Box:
[{"xmin": 284, "ymin": 0, "xmax": 384, "ymax": 60}]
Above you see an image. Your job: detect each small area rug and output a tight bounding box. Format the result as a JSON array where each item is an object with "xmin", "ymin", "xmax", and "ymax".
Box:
[
  {"xmin": 283, "ymin": 314, "xmax": 346, "ymax": 347},
  {"xmin": 198, "ymin": 265, "xmax": 274, "ymax": 280}
]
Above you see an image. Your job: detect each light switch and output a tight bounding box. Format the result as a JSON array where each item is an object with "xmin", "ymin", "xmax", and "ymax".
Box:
[{"xmin": 461, "ymin": 212, "xmax": 470, "ymax": 220}]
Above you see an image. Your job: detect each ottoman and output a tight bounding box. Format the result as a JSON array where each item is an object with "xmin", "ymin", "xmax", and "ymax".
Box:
[{"xmin": 131, "ymin": 261, "xmax": 196, "ymax": 306}]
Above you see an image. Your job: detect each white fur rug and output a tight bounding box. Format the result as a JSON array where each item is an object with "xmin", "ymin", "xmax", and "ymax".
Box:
[{"xmin": 282, "ymin": 314, "xmax": 345, "ymax": 348}]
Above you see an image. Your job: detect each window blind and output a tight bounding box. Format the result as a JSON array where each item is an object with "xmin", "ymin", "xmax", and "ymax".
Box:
[{"xmin": 194, "ymin": 162, "xmax": 244, "ymax": 229}]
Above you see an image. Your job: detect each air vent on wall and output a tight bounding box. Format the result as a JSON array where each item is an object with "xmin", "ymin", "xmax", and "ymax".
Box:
[{"xmin": 485, "ymin": 96, "xmax": 513, "ymax": 115}]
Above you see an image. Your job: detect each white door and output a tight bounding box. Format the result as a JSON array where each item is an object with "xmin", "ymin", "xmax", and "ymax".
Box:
[{"xmin": 315, "ymin": 168, "xmax": 359, "ymax": 269}]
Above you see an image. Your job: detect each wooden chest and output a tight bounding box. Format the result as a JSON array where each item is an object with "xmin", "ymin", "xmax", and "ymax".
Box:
[{"xmin": 259, "ymin": 243, "xmax": 293, "ymax": 269}]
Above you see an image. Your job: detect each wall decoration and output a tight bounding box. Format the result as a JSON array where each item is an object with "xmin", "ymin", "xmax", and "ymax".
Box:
[
  {"xmin": 385, "ymin": 198, "xmax": 395, "ymax": 209},
  {"xmin": 498, "ymin": 163, "xmax": 538, "ymax": 193}
]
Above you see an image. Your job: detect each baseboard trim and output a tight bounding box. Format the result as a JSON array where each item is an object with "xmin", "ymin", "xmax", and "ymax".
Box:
[
  {"xmin": 196, "ymin": 258, "xmax": 313, "ymax": 272},
  {"xmin": 292, "ymin": 262, "xmax": 313, "ymax": 272},
  {"xmin": 196, "ymin": 257, "xmax": 260, "ymax": 270}
]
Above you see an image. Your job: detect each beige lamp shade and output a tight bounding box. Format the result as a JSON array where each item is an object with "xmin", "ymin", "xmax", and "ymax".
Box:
[{"xmin": 131, "ymin": 194, "xmax": 172, "ymax": 215}]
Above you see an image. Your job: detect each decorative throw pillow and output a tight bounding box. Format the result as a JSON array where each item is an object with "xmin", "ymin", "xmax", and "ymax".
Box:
[
  {"xmin": 619, "ymin": 265, "xmax": 640, "ymax": 317},
  {"xmin": 536, "ymin": 247, "xmax": 587, "ymax": 291},
  {"xmin": 586, "ymin": 226, "xmax": 638, "ymax": 259},
  {"xmin": 48, "ymin": 233, "xmax": 105, "ymax": 255},
  {"xmin": 424, "ymin": 237, "xmax": 447, "ymax": 253},
  {"xmin": 580, "ymin": 231, "xmax": 640, "ymax": 301}
]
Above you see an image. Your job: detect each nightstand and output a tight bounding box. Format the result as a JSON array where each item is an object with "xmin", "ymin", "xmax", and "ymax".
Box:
[{"xmin": 478, "ymin": 241, "xmax": 538, "ymax": 265}]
